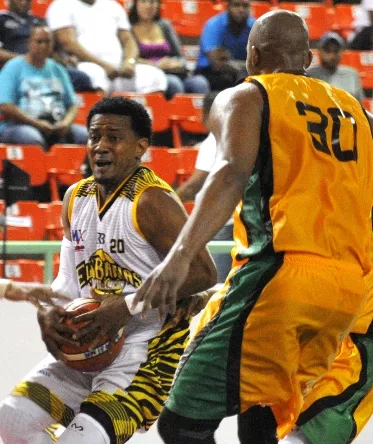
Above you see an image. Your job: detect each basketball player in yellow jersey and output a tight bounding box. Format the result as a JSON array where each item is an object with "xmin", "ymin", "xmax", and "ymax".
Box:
[{"xmin": 132, "ymin": 10, "xmax": 373, "ymax": 443}]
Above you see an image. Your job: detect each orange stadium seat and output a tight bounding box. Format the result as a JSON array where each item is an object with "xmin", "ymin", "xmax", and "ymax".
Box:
[
  {"xmin": 142, "ymin": 147, "xmax": 179, "ymax": 185},
  {"xmin": 277, "ymin": 3, "xmax": 334, "ymax": 40},
  {"xmin": 0, "ymin": 144, "xmax": 48, "ymax": 187},
  {"xmin": 250, "ymin": 1, "xmax": 271, "ymax": 19},
  {"xmin": 113, "ymin": 92, "xmax": 171, "ymax": 133},
  {"xmin": 363, "ymin": 98, "xmax": 373, "ymax": 113},
  {"xmin": 332, "ymin": 4, "xmax": 359, "ymax": 39},
  {"xmin": 41, "ymin": 201, "xmax": 64, "ymax": 241},
  {"xmin": 46, "ymin": 144, "xmax": 86, "ymax": 201},
  {"xmin": 176, "ymin": 146, "xmax": 199, "ymax": 185},
  {"xmin": 169, "ymin": 94, "xmax": 206, "ymax": 148},
  {"xmin": 341, "ymin": 50, "xmax": 373, "ymax": 89},
  {"xmin": 0, "ymin": 200, "xmax": 48, "ymax": 240},
  {"xmin": 75, "ymin": 91, "xmax": 105, "ymax": 126},
  {"xmin": 0, "ymin": 259, "xmax": 45, "ymax": 283},
  {"xmin": 183, "ymin": 200, "xmax": 195, "ymax": 215},
  {"xmin": 161, "ymin": 0, "xmax": 224, "ymax": 37}
]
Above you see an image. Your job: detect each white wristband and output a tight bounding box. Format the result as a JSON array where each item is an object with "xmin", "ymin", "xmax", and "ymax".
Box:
[{"xmin": 125, "ymin": 293, "xmax": 144, "ymax": 316}]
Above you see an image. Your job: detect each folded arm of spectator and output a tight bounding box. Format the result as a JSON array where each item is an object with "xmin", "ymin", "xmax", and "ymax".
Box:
[
  {"xmin": 0, "ymin": 103, "xmax": 54, "ymax": 137},
  {"xmin": 117, "ymin": 29, "xmax": 139, "ymax": 78},
  {"xmin": 53, "ymin": 104, "xmax": 79, "ymax": 137},
  {"xmin": 0, "ymin": 49, "xmax": 18, "ymax": 67},
  {"xmin": 53, "ymin": 27, "xmax": 119, "ymax": 80}
]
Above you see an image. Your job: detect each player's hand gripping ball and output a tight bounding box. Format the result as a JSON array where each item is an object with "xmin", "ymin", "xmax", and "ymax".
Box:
[{"xmin": 60, "ymin": 298, "xmax": 125, "ymax": 372}]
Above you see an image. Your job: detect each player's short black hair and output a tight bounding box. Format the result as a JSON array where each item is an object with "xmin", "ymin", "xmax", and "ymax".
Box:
[{"xmin": 87, "ymin": 96, "xmax": 152, "ymax": 142}]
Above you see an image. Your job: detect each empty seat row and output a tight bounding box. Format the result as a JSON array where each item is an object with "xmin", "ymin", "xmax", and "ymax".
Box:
[
  {"xmin": 76, "ymin": 92, "xmax": 207, "ymax": 147},
  {"xmin": 0, "ymin": 143, "xmax": 86, "ymax": 201}
]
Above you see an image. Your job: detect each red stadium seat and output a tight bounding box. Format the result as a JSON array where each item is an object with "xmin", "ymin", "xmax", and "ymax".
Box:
[
  {"xmin": 332, "ymin": 5, "xmax": 359, "ymax": 39},
  {"xmin": 46, "ymin": 144, "xmax": 86, "ymax": 201},
  {"xmin": 0, "ymin": 259, "xmax": 45, "ymax": 283},
  {"xmin": 277, "ymin": 4, "xmax": 334, "ymax": 40},
  {"xmin": 183, "ymin": 200, "xmax": 195, "ymax": 215},
  {"xmin": 0, "ymin": 144, "xmax": 48, "ymax": 186},
  {"xmin": 142, "ymin": 147, "xmax": 179, "ymax": 185},
  {"xmin": 75, "ymin": 91, "xmax": 105, "ymax": 126},
  {"xmin": 341, "ymin": 51, "xmax": 373, "ymax": 89},
  {"xmin": 161, "ymin": 0, "xmax": 224, "ymax": 37},
  {"xmin": 113, "ymin": 92, "xmax": 171, "ymax": 133},
  {"xmin": 0, "ymin": 200, "xmax": 48, "ymax": 240},
  {"xmin": 169, "ymin": 94, "xmax": 206, "ymax": 148},
  {"xmin": 41, "ymin": 201, "xmax": 64, "ymax": 240},
  {"xmin": 176, "ymin": 146, "xmax": 199, "ymax": 185},
  {"xmin": 250, "ymin": 1, "xmax": 271, "ymax": 19}
]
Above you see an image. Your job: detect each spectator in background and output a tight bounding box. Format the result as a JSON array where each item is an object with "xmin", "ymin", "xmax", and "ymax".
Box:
[
  {"xmin": 0, "ymin": 25, "xmax": 88, "ymax": 150},
  {"xmin": 195, "ymin": 0, "xmax": 255, "ymax": 91},
  {"xmin": 177, "ymin": 92, "xmax": 233, "ymax": 283},
  {"xmin": 129, "ymin": 0, "xmax": 210, "ymax": 99},
  {"xmin": 46, "ymin": 0, "xmax": 167, "ymax": 95},
  {"xmin": 349, "ymin": 0, "xmax": 373, "ymax": 49},
  {"xmin": 307, "ymin": 32, "xmax": 364, "ymax": 102},
  {"xmin": 0, "ymin": 0, "xmax": 93, "ymax": 92}
]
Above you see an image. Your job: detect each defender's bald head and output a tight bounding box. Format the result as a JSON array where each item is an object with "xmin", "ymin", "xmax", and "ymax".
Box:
[{"xmin": 246, "ymin": 10, "xmax": 312, "ymax": 75}]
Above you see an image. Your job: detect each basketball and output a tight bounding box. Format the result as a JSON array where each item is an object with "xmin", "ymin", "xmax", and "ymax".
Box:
[{"xmin": 59, "ymin": 298, "xmax": 125, "ymax": 372}]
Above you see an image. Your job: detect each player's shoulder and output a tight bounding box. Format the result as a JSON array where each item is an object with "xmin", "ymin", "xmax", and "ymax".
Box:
[{"xmin": 212, "ymin": 81, "xmax": 263, "ymax": 115}]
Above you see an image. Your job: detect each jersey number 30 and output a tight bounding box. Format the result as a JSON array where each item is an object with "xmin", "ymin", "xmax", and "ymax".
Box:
[{"xmin": 296, "ymin": 101, "xmax": 357, "ymax": 162}]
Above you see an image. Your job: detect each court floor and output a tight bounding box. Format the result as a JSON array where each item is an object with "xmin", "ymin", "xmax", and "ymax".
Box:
[{"xmin": 1, "ymin": 301, "xmax": 371, "ymax": 443}]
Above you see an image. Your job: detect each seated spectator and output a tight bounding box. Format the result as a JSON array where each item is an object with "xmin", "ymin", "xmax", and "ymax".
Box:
[
  {"xmin": 176, "ymin": 92, "xmax": 232, "ymax": 282},
  {"xmin": 195, "ymin": 0, "xmax": 255, "ymax": 91},
  {"xmin": 349, "ymin": 0, "xmax": 373, "ymax": 48},
  {"xmin": 350, "ymin": 24, "xmax": 373, "ymax": 49},
  {"xmin": 0, "ymin": 0, "xmax": 93, "ymax": 92},
  {"xmin": 46, "ymin": 0, "xmax": 167, "ymax": 95},
  {"xmin": 0, "ymin": 25, "xmax": 88, "ymax": 151},
  {"xmin": 307, "ymin": 32, "xmax": 364, "ymax": 102},
  {"xmin": 129, "ymin": 0, "xmax": 210, "ymax": 99}
]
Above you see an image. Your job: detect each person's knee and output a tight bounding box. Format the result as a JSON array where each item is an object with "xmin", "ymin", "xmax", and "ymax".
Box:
[
  {"xmin": 0, "ymin": 124, "xmax": 47, "ymax": 149},
  {"xmin": 79, "ymin": 392, "xmax": 142, "ymax": 443},
  {"xmin": 165, "ymin": 74, "xmax": 184, "ymax": 99},
  {"xmin": 184, "ymin": 75, "xmax": 210, "ymax": 94},
  {"xmin": 68, "ymin": 124, "xmax": 88, "ymax": 145},
  {"xmin": 0, "ymin": 395, "xmax": 53, "ymax": 443}
]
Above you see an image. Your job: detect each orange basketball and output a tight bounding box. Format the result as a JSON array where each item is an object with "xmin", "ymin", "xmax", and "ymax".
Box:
[{"xmin": 60, "ymin": 298, "xmax": 125, "ymax": 372}]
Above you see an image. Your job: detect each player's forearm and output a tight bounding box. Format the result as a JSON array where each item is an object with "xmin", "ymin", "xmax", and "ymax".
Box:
[{"xmin": 176, "ymin": 253, "xmax": 217, "ymax": 301}]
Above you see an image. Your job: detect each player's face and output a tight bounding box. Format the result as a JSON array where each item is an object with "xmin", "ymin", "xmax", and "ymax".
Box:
[
  {"xmin": 319, "ymin": 43, "xmax": 342, "ymax": 71},
  {"xmin": 87, "ymin": 114, "xmax": 148, "ymax": 186}
]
